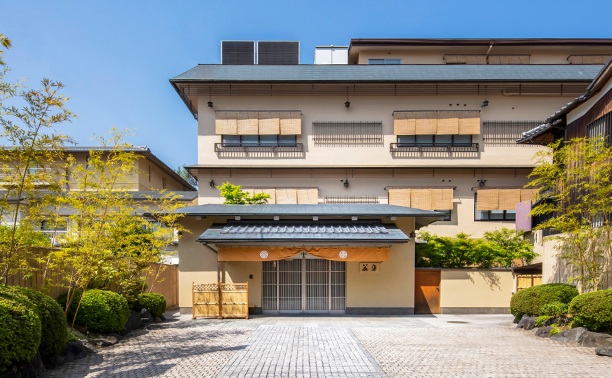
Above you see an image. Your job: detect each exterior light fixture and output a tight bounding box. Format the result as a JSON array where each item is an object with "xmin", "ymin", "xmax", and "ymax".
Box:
[
  {"xmin": 345, "ymin": 87, "xmax": 350, "ymax": 108},
  {"xmin": 481, "ymin": 86, "xmax": 489, "ymax": 108},
  {"xmin": 208, "ymin": 101, "xmax": 213, "ymax": 108},
  {"xmin": 478, "ymin": 179, "xmax": 487, "ymax": 187},
  {"xmin": 208, "ymin": 87, "xmax": 213, "ymax": 108},
  {"xmin": 209, "ymin": 179, "xmax": 215, "ymax": 187},
  {"xmin": 343, "ymin": 180, "xmax": 349, "ymax": 188},
  {"xmin": 409, "ymin": 231, "xmax": 417, "ymax": 238}
]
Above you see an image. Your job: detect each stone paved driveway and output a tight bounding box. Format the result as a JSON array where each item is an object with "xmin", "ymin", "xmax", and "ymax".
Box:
[{"xmin": 47, "ymin": 314, "xmax": 612, "ymax": 378}]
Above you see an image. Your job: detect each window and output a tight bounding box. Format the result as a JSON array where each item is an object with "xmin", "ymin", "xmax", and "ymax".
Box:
[
  {"xmin": 221, "ymin": 135, "xmax": 296, "ymax": 146},
  {"xmin": 483, "ymin": 121, "xmax": 544, "ymax": 146},
  {"xmin": 162, "ymin": 177, "xmax": 167, "ymax": 189},
  {"xmin": 368, "ymin": 59, "xmax": 402, "ymax": 64},
  {"xmin": 397, "ymin": 135, "xmax": 472, "ymax": 146},
  {"xmin": 312, "ymin": 122, "xmax": 383, "ymax": 146},
  {"xmin": 148, "ymin": 165, "xmax": 151, "ymax": 182},
  {"xmin": 474, "ymin": 194, "xmax": 516, "ymax": 221}
]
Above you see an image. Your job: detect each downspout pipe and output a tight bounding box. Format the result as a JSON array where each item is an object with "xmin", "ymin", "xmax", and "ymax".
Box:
[{"xmin": 203, "ymin": 243, "xmax": 221, "ymax": 283}]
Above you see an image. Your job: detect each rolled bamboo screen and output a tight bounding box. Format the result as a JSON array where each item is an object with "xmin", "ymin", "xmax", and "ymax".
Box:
[
  {"xmin": 237, "ymin": 112, "xmax": 259, "ymax": 135},
  {"xmin": 458, "ymin": 111, "xmax": 480, "ymax": 134},
  {"xmin": 415, "ymin": 112, "xmax": 437, "ymax": 134},
  {"xmin": 498, "ymin": 189, "xmax": 521, "ymax": 211},
  {"xmin": 280, "ymin": 112, "xmax": 302, "ymax": 135},
  {"xmin": 476, "ymin": 189, "xmax": 500, "ymax": 211},
  {"xmin": 262, "ymin": 188, "xmax": 276, "ymax": 204},
  {"xmin": 436, "ymin": 112, "xmax": 459, "ymax": 134},
  {"xmin": 520, "ymin": 188, "xmax": 538, "ymax": 203},
  {"xmin": 388, "ymin": 188, "xmax": 411, "ymax": 207},
  {"xmin": 297, "ymin": 188, "xmax": 318, "ymax": 204},
  {"xmin": 215, "ymin": 112, "xmax": 238, "ymax": 135},
  {"xmin": 393, "ymin": 112, "xmax": 416, "ymax": 135},
  {"xmin": 275, "ymin": 188, "xmax": 298, "ymax": 204},
  {"xmin": 488, "ymin": 55, "xmax": 530, "ymax": 64},
  {"xmin": 393, "ymin": 111, "xmax": 480, "ymax": 135},
  {"xmin": 410, "ymin": 189, "xmax": 433, "ymax": 210},
  {"xmin": 444, "ymin": 55, "xmax": 487, "ymax": 64},
  {"xmin": 568, "ymin": 55, "xmax": 611, "ymax": 64},
  {"xmin": 258, "ymin": 112, "xmax": 280, "ymax": 134},
  {"xmin": 430, "ymin": 189, "xmax": 454, "ymax": 210}
]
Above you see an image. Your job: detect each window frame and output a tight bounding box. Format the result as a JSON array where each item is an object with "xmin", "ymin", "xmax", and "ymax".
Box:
[
  {"xmin": 397, "ymin": 134, "xmax": 473, "ymax": 146},
  {"xmin": 473, "ymin": 194, "xmax": 517, "ymax": 221},
  {"xmin": 368, "ymin": 58, "xmax": 402, "ymax": 65},
  {"xmin": 221, "ymin": 135, "xmax": 297, "ymax": 146}
]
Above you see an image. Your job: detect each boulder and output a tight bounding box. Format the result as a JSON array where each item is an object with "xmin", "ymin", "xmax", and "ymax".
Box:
[
  {"xmin": 550, "ymin": 327, "xmax": 588, "ymax": 343},
  {"xmin": 62, "ymin": 340, "xmax": 95, "ymax": 363},
  {"xmin": 535, "ymin": 326, "xmax": 553, "ymax": 338},
  {"xmin": 90, "ymin": 333, "xmax": 122, "ymax": 348},
  {"xmin": 596, "ymin": 347, "xmax": 612, "ymax": 357},
  {"xmin": 120, "ymin": 310, "xmax": 143, "ymax": 335},
  {"xmin": 159, "ymin": 314, "xmax": 166, "ymax": 321},
  {"xmin": 543, "ymin": 315, "xmax": 569, "ymax": 327},
  {"xmin": 517, "ymin": 315, "xmax": 537, "ymax": 330},
  {"xmin": 140, "ymin": 308, "xmax": 153, "ymax": 324},
  {"xmin": 580, "ymin": 331, "xmax": 612, "ymax": 348}
]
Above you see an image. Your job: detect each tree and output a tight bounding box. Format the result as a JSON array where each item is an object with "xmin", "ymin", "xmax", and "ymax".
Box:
[
  {"xmin": 217, "ymin": 182, "xmax": 270, "ymax": 204},
  {"xmin": 175, "ymin": 166, "xmax": 197, "ymax": 188},
  {"xmin": 528, "ymin": 136, "xmax": 612, "ymax": 292},
  {"xmin": 0, "ymin": 34, "xmax": 73, "ymax": 283},
  {"xmin": 483, "ymin": 228, "xmax": 537, "ymax": 267}
]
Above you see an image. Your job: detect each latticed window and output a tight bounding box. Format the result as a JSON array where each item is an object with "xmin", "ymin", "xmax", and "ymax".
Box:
[
  {"xmin": 482, "ymin": 121, "xmax": 544, "ymax": 146},
  {"xmin": 312, "ymin": 122, "xmax": 383, "ymax": 146},
  {"xmin": 587, "ymin": 111, "xmax": 612, "ymax": 146}
]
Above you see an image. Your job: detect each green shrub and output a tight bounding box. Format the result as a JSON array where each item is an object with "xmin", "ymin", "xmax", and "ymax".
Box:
[
  {"xmin": 535, "ymin": 315, "xmax": 550, "ymax": 328},
  {"xmin": 74, "ymin": 290, "xmax": 129, "ymax": 333},
  {"xmin": 0, "ymin": 286, "xmax": 67, "ymax": 360},
  {"xmin": 56, "ymin": 288, "xmax": 83, "ymax": 320},
  {"xmin": 135, "ymin": 293, "xmax": 166, "ymax": 317},
  {"xmin": 569, "ymin": 289, "xmax": 612, "ymax": 332},
  {"xmin": 510, "ymin": 283, "xmax": 579, "ymax": 320},
  {"xmin": 541, "ymin": 301, "xmax": 569, "ymax": 317},
  {"xmin": 0, "ymin": 294, "xmax": 42, "ymax": 372}
]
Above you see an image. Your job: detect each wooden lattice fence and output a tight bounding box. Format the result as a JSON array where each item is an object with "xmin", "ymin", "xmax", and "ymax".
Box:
[{"xmin": 193, "ymin": 282, "xmax": 249, "ymax": 319}]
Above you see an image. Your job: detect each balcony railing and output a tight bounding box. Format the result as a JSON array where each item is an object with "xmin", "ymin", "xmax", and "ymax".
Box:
[
  {"xmin": 389, "ymin": 143, "xmax": 479, "ymax": 158},
  {"xmin": 214, "ymin": 143, "xmax": 304, "ymax": 158}
]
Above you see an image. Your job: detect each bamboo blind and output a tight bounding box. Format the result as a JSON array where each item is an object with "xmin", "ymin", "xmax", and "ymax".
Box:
[
  {"xmin": 215, "ymin": 112, "xmax": 238, "ymax": 135},
  {"xmin": 568, "ymin": 55, "xmax": 611, "ymax": 64},
  {"xmin": 280, "ymin": 112, "xmax": 302, "ymax": 135},
  {"xmin": 476, "ymin": 189, "xmax": 500, "ymax": 211},
  {"xmin": 275, "ymin": 188, "xmax": 298, "ymax": 204},
  {"xmin": 237, "ymin": 112, "xmax": 259, "ymax": 135},
  {"xmin": 520, "ymin": 188, "xmax": 538, "ymax": 203},
  {"xmin": 297, "ymin": 188, "xmax": 318, "ymax": 204},
  {"xmin": 262, "ymin": 188, "xmax": 276, "ymax": 203},
  {"xmin": 488, "ymin": 55, "xmax": 530, "ymax": 64},
  {"xmin": 498, "ymin": 189, "xmax": 521, "ymax": 211},
  {"xmin": 393, "ymin": 111, "xmax": 480, "ymax": 135},
  {"xmin": 215, "ymin": 111, "xmax": 301, "ymax": 135},
  {"xmin": 388, "ymin": 188, "xmax": 411, "ymax": 207},
  {"xmin": 444, "ymin": 55, "xmax": 487, "ymax": 64},
  {"xmin": 258, "ymin": 112, "xmax": 280, "ymax": 135},
  {"xmin": 388, "ymin": 188, "xmax": 453, "ymax": 210},
  {"xmin": 241, "ymin": 188, "xmax": 317, "ymax": 204}
]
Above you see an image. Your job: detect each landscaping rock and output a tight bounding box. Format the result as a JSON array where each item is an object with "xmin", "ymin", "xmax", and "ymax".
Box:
[
  {"xmin": 1, "ymin": 351, "xmax": 47, "ymax": 378},
  {"xmin": 535, "ymin": 326, "xmax": 553, "ymax": 338},
  {"xmin": 550, "ymin": 327, "xmax": 588, "ymax": 343},
  {"xmin": 154, "ymin": 316, "xmax": 162, "ymax": 323},
  {"xmin": 596, "ymin": 347, "xmax": 612, "ymax": 357},
  {"xmin": 517, "ymin": 315, "xmax": 537, "ymax": 330},
  {"xmin": 90, "ymin": 333, "xmax": 122, "ymax": 348},
  {"xmin": 543, "ymin": 315, "xmax": 569, "ymax": 327},
  {"xmin": 159, "ymin": 314, "xmax": 166, "ymax": 321},
  {"xmin": 580, "ymin": 331, "xmax": 612, "ymax": 348},
  {"xmin": 62, "ymin": 340, "xmax": 95, "ymax": 363},
  {"xmin": 120, "ymin": 310, "xmax": 143, "ymax": 335},
  {"xmin": 141, "ymin": 308, "xmax": 153, "ymax": 324}
]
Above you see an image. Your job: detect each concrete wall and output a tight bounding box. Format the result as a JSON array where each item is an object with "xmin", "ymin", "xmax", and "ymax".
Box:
[{"xmin": 439, "ymin": 269, "xmax": 513, "ymax": 314}]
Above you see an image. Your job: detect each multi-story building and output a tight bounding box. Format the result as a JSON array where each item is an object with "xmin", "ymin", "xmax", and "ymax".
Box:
[{"xmin": 171, "ymin": 39, "xmax": 612, "ymax": 315}]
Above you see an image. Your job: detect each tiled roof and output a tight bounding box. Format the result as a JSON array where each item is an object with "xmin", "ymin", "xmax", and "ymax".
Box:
[
  {"xmin": 197, "ymin": 221, "xmax": 409, "ymax": 243},
  {"xmin": 171, "ymin": 64, "xmax": 602, "ymax": 83}
]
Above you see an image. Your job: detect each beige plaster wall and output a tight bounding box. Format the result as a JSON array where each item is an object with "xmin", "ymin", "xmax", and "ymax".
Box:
[
  {"xmin": 137, "ymin": 157, "xmax": 188, "ymax": 192},
  {"xmin": 346, "ymin": 218, "xmax": 415, "ymax": 309},
  {"xmin": 196, "ymin": 94, "xmax": 564, "ymax": 168},
  {"xmin": 440, "ymin": 269, "xmax": 513, "ymax": 308}
]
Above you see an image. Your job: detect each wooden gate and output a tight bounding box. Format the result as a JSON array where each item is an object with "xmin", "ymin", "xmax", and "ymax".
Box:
[
  {"xmin": 192, "ymin": 282, "xmax": 249, "ymax": 319},
  {"xmin": 415, "ymin": 269, "xmax": 441, "ymax": 314}
]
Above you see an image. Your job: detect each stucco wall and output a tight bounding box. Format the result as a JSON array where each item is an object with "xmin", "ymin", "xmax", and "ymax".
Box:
[{"xmin": 439, "ymin": 269, "xmax": 513, "ymax": 313}]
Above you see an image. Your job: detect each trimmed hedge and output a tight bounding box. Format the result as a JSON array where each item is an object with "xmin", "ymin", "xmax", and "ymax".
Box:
[
  {"xmin": 510, "ymin": 283, "xmax": 578, "ymax": 320},
  {"xmin": 0, "ymin": 293, "xmax": 42, "ymax": 372},
  {"xmin": 569, "ymin": 289, "xmax": 612, "ymax": 332},
  {"xmin": 135, "ymin": 293, "xmax": 166, "ymax": 317},
  {"xmin": 66, "ymin": 290, "xmax": 129, "ymax": 333},
  {"xmin": 0, "ymin": 286, "xmax": 67, "ymax": 360}
]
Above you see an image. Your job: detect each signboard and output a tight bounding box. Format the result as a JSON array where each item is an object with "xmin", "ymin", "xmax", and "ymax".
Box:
[
  {"xmin": 516, "ymin": 200, "xmax": 532, "ymax": 232},
  {"xmin": 360, "ymin": 262, "xmax": 380, "ymax": 273}
]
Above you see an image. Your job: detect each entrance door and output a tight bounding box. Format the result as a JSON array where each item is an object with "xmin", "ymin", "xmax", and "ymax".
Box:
[
  {"xmin": 262, "ymin": 258, "xmax": 346, "ymax": 313},
  {"xmin": 414, "ymin": 269, "xmax": 441, "ymax": 314}
]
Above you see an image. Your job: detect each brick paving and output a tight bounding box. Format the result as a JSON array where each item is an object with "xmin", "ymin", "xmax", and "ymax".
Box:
[{"xmin": 46, "ymin": 316, "xmax": 612, "ymax": 378}]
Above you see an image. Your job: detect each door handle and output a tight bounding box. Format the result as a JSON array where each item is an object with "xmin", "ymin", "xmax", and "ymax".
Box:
[{"xmin": 436, "ymin": 286, "xmax": 439, "ymax": 290}]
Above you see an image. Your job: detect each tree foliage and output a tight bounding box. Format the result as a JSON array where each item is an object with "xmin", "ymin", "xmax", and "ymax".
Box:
[
  {"xmin": 217, "ymin": 182, "xmax": 270, "ymax": 204},
  {"xmin": 416, "ymin": 228, "xmax": 536, "ymax": 268},
  {"xmin": 174, "ymin": 166, "xmax": 197, "ymax": 187},
  {"xmin": 528, "ymin": 137, "xmax": 612, "ymax": 292}
]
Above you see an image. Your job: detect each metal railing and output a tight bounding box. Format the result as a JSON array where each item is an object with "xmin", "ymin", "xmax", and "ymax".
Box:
[
  {"xmin": 312, "ymin": 122, "xmax": 383, "ymax": 146},
  {"xmin": 324, "ymin": 195, "xmax": 380, "ymax": 204},
  {"xmin": 483, "ymin": 121, "xmax": 544, "ymax": 146},
  {"xmin": 214, "ymin": 143, "xmax": 304, "ymax": 158},
  {"xmin": 389, "ymin": 143, "xmax": 479, "ymax": 158}
]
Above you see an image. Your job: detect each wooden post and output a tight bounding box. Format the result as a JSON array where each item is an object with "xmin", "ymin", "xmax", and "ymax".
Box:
[
  {"xmin": 218, "ymin": 281, "xmax": 223, "ymax": 320},
  {"xmin": 246, "ymin": 281, "xmax": 249, "ymax": 320},
  {"xmin": 191, "ymin": 282, "xmax": 195, "ymax": 320}
]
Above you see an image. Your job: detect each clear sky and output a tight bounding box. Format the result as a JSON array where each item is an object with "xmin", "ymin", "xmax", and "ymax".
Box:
[{"xmin": 2, "ymin": 0, "xmax": 611, "ymax": 171}]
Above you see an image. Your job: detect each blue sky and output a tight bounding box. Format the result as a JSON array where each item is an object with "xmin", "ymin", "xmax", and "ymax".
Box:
[{"xmin": 2, "ymin": 0, "xmax": 612, "ymax": 171}]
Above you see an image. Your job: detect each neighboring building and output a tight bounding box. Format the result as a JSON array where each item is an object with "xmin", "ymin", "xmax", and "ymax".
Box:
[
  {"xmin": 170, "ymin": 39, "xmax": 612, "ymax": 315},
  {"xmin": 517, "ymin": 56, "xmax": 612, "ymax": 290}
]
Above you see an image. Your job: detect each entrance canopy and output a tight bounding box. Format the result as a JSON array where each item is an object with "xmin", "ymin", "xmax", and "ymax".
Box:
[{"xmin": 218, "ymin": 246, "xmax": 389, "ymax": 262}]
